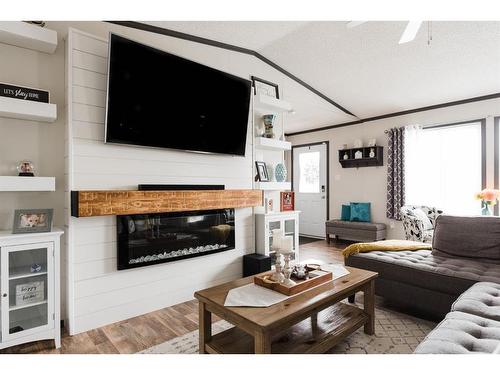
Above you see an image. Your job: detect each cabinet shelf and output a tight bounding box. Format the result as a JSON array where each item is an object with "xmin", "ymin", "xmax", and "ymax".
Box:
[
  {"xmin": 0, "ymin": 176, "xmax": 55, "ymax": 191},
  {"xmin": 339, "ymin": 146, "xmax": 383, "ymax": 168},
  {"xmin": 9, "ymin": 300, "xmax": 47, "ymax": 312},
  {"xmin": 255, "ymin": 181, "xmax": 291, "ymax": 191},
  {"xmin": 0, "ymin": 21, "xmax": 57, "ymax": 54},
  {"xmin": 9, "ymin": 270, "xmax": 47, "ymax": 281},
  {"xmin": 254, "ymin": 94, "xmax": 293, "ymax": 114},
  {"xmin": 0, "ymin": 96, "xmax": 57, "ymax": 123},
  {"xmin": 255, "ymin": 137, "xmax": 291, "ymax": 151}
]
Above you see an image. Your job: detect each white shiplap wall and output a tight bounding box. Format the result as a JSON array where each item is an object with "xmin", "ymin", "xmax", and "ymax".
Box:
[{"xmin": 65, "ymin": 28, "xmax": 255, "ymax": 334}]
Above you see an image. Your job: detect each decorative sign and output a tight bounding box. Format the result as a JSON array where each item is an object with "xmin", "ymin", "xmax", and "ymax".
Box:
[
  {"xmin": 15, "ymin": 281, "xmax": 45, "ymax": 306},
  {"xmin": 280, "ymin": 192, "xmax": 295, "ymax": 212},
  {"xmin": 0, "ymin": 83, "xmax": 49, "ymax": 103}
]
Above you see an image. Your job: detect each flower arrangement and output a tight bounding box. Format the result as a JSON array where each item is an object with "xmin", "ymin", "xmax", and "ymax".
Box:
[{"xmin": 475, "ymin": 189, "xmax": 500, "ymax": 215}]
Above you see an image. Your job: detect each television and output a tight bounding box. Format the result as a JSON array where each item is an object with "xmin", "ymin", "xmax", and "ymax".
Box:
[{"xmin": 105, "ymin": 33, "xmax": 251, "ymax": 156}]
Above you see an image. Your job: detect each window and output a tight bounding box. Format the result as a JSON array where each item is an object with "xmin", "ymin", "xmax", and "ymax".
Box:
[
  {"xmin": 405, "ymin": 121, "xmax": 484, "ymax": 215},
  {"xmin": 298, "ymin": 151, "xmax": 320, "ymax": 193}
]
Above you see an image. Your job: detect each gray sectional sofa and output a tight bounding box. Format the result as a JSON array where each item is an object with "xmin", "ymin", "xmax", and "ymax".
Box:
[{"xmin": 344, "ymin": 215, "xmax": 500, "ymax": 353}]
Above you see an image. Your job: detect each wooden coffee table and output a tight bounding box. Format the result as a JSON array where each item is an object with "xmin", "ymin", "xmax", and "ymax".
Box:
[{"xmin": 194, "ymin": 266, "xmax": 377, "ymax": 354}]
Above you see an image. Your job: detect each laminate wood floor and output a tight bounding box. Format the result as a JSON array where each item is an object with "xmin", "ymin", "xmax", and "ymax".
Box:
[{"xmin": 0, "ymin": 239, "xmax": 346, "ymax": 354}]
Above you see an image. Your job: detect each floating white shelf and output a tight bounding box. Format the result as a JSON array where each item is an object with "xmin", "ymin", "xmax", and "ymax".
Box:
[
  {"xmin": 0, "ymin": 21, "xmax": 57, "ymax": 54},
  {"xmin": 0, "ymin": 176, "xmax": 56, "ymax": 192},
  {"xmin": 255, "ymin": 181, "xmax": 291, "ymax": 191},
  {"xmin": 255, "ymin": 137, "xmax": 291, "ymax": 151},
  {"xmin": 0, "ymin": 96, "xmax": 57, "ymax": 123},
  {"xmin": 254, "ymin": 94, "xmax": 293, "ymax": 114}
]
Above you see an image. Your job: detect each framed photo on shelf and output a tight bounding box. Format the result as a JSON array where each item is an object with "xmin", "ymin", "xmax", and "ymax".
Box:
[
  {"xmin": 250, "ymin": 76, "xmax": 280, "ymax": 99},
  {"xmin": 255, "ymin": 161, "xmax": 270, "ymax": 182},
  {"xmin": 280, "ymin": 192, "xmax": 295, "ymax": 211},
  {"xmin": 12, "ymin": 208, "xmax": 53, "ymax": 234}
]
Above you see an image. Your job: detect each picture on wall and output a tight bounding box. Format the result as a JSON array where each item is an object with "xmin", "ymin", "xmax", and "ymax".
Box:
[
  {"xmin": 12, "ymin": 208, "xmax": 53, "ymax": 234},
  {"xmin": 250, "ymin": 76, "xmax": 280, "ymax": 99}
]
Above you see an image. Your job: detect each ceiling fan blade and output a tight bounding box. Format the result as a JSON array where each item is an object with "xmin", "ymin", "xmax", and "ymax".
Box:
[
  {"xmin": 346, "ymin": 21, "xmax": 367, "ymax": 28},
  {"xmin": 399, "ymin": 21, "xmax": 423, "ymax": 44}
]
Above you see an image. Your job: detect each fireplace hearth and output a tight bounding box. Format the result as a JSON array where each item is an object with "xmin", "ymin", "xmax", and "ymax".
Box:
[{"xmin": 117, "ymin": 209, "xmax": 235, "ymax": 270}]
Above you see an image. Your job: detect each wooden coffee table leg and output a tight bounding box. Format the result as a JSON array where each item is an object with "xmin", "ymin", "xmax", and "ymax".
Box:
[
  {"xmin": 199, "ymin": 302, "xmax": 212, "ymax": 354},
  {"xmin": 254, "ymin": 331, "xmax": 272, "ymax": 354},
  {"xmin": 363, "ymin": 280, "xmax": 375, "ymax": 335}
]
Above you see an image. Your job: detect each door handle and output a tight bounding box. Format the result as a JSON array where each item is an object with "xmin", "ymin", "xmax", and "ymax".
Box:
[{"xmin": 321, "ymin": 196, "xmax": 326, "ymax": 199}]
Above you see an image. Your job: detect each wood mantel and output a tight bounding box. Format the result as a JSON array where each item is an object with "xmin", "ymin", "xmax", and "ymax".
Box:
[{"xmin": 71, "ymin": 189, "xmax": 263, "ymax": 217}]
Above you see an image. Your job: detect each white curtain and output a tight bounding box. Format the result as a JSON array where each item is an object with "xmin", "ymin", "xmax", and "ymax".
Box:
[{"xmin": 404, "ymin": 122, "xmax": 483, "ymax": 215}]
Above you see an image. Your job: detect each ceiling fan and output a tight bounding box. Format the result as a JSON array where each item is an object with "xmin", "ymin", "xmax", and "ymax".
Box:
[{"xmin": 347, "ymin": 21, "xmax": 424, "ymax": 44}]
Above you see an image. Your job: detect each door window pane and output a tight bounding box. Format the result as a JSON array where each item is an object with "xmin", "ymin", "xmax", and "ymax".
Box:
[{"xmin": 299, "ymin": 152, "xmax": 320, "ymax": 193}]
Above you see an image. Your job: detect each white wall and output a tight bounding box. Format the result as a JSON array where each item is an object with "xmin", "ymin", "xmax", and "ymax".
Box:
[{"xmin": 286, "ymin": 99, "xmax": 500, "ymax": 239}]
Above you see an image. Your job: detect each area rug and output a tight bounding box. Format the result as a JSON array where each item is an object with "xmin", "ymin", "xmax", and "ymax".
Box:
[{"xmin": 140, "ymin": 301, "xmax": 436, "ymax": 354}]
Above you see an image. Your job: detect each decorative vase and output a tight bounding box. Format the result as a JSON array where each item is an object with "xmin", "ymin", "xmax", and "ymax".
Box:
[
  {"xmin": 255, "ymin": 121, "xmax": 265, "ymax": 137},
  {"xmin": 481, "ymin": 200, "xmax": 493, "ymax": 216},
  {"xmin": 262, "ymin": 114, "xmax": 276, "ymax": 139},
  {"xmin": 274, "ymin": 163, "xmax": 287, "ymax": 182},
  {"xmin": 369, "ymin": 148, "xmax": 375, "ymax": 158}
]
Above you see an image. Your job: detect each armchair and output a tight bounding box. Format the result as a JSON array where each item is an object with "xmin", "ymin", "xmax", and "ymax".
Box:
[{"xmin": 400, "ymin": 205, "xmax": 443, "ymax": 243}]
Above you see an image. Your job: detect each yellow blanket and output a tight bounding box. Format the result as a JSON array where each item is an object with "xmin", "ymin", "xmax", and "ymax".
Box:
[{"xmin": 342, "ymin": 239, "xmax": 432, "ymax": 258}]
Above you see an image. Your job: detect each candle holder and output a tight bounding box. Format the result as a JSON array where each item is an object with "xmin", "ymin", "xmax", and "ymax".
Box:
[
  {"xmin": 270, "ymin": 250, "xmax": 284, "ymax": 283},
  {"xmin": 281, "ymin": 252, "xmax": 296, "ymax": 287}
]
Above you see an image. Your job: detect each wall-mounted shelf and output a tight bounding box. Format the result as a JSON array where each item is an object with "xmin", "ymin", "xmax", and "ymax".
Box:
[
  {"xmin": 255, "ymin": 181, "xmax": 291, "ymax": 191},
  {"xmin": 254, "ymin": 94, "xmax": 293, "ymax": 114},
  {"xmin": 0, "ymin": 97, "xmax": 57, "ymax": 123},
  {"xmin": 71, "ymin": 189, "xmax": 263, "ymax": 217},
  {"xmin": 255, "ymin": 137, "xmax": 291, "ymax": 151},
  {"xmin": 0, "ymin": 176, "xmax": 56, "ymax": 191},
  {"xmin": 0, "ymin": 21, "xmax": 57, "ymax": 54},
  {"xmin": 339, "ymin": 146, "xmax": 383, "ymax": 168}
]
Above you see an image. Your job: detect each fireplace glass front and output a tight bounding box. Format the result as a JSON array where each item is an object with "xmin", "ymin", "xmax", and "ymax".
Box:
[{"xmin": 117, "ymin": 209, "xmax": 235, "ymax": 270}]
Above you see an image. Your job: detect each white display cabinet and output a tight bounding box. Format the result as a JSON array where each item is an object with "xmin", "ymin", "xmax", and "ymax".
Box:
[
  {"xmin": 0, "ymin": 229, "xmax": 63, "ymax": 350},
  {"xmin": 255, "ymin": 211, "xmax": 300, "ymax": 267}
]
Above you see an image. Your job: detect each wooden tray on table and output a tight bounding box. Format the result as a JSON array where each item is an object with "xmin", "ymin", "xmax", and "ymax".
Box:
[{"xmin": 254, "ymin": 268, "xmax": 333, "ymax": 296}]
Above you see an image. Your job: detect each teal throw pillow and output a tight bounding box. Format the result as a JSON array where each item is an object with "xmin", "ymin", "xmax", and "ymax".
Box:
[
  {"xmin": 350, "ymin": 202, "xmax": 371, "ymax": 222},
  {"xmin": 341, "ymin": 204, "xmax": 351, "ymax": 221}
]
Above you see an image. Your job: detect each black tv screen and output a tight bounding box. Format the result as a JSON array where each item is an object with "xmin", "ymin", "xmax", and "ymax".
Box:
[{"xmin": 105, "ymin": 34, "xmax": 251, "ymax": 156}]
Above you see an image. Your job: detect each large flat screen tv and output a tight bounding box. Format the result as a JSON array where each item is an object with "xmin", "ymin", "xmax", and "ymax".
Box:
[{"xmin": 105, "ymin": 34, "xmax": 251, "ymax": 156}]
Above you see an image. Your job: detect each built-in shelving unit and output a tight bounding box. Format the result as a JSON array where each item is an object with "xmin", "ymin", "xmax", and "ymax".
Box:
[
  {"xmin": 0, "ymin": 176, "xmax": 56, "ymax": 192},
  {"xmin": 339, "ymin": 146, "xmax": 384, "ymax": 168},
  {"xmin": 254, "ymin": 93, "xmax": 293, "ymax": 114},
  {"xmin": 254, "ymin": 181, "xmax": 292, "ymax": 191},
  {"xmin": 255, "ymin": 137, "xmax": 291, "ymax": 151},
  {"xmin": 0, "ymin": 97, "xmax": 57, "ymax": 123},
  {"xmin": 0, "ymin": 21, "xmax": 57, "ymax": 54}
]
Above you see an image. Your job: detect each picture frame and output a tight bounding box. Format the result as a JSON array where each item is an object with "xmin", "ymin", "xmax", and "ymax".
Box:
[
  {"xmin": 280, "ymin": 192, "xmax": 295, "ymax": 212},
  {"xmin": 255, "ymin": 161, "xmax": 270, "ymax": 182},
  {"xmin": 12, "ymin": 208, "xmax": 53, "ymax": 234},
  {"xmin": 250, "ymin": 76, "xmax": 280, "ymax": 99}
]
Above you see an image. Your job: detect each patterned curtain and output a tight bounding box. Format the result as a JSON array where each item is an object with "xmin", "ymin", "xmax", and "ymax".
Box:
[{"xmin": 386, "ymin": 127, "xmax": 405, "ymax": 220}]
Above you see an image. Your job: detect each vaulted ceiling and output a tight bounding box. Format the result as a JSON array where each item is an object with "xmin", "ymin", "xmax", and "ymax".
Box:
[{"xmin": 145, "ymin": 21, "xmax": 500, "ymax": 133}]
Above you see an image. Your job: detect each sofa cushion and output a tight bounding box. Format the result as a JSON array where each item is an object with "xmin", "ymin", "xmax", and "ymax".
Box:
[
  {"xmin": 451, "ymin": 282, "xmax": 500, "ymax": 322},
  {"xmin": 414, "ymin": 311, "xmax": 500, "ymax": 353},
  {"xmin": 345, "ymin": 250, "xmax": 500, "ymax": 296},
  {"xmin": 412, "ymin": 208, "xmax": 433, "ymax": 230},
  {"xmin": 341, "ymin": 204, "xmax": 351, "ymax": 221},
  {"xmin": 432, "ymin": 215, "xmax": 500, "ymax": 262}
]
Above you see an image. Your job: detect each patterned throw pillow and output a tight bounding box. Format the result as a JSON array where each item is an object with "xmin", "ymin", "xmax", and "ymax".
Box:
[
  {"xmin": 341, "ymin": 204, "xmax": 351, "ymax": 221},
  {"xmin": 411, "ymin": 208, "xmax": 433, "ymax": 230},
  {"xmin": 350, "ymin": 202, "xmax": 371, "ymax": 222}
]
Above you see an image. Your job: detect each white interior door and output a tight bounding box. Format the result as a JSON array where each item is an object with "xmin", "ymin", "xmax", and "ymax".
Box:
[{"xmin": 293, "ymin": 142, "xmax": 328, "ymax": 238}]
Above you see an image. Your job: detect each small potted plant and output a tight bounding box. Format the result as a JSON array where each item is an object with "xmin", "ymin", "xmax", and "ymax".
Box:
[{"xmin": 475, "ymin": 188, "xmax": 500, "ymax": 215}]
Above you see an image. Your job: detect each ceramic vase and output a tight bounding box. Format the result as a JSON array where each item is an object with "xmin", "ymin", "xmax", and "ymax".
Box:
[
  {"xmin": 262, "ymin": 114, "xmax": 276, "ymax": 139},
  {"xmin": 274, "ymin": 163, "xmax": 287, "ymax": 182}
]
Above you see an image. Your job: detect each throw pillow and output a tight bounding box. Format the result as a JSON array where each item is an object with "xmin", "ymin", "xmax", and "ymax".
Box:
[
  {"xmin": 341, "ymin": 204, "xmax": 351, "ymax": 221},
  {"xmin": 412, "ymin": 208, "xmax": 433, "ymax": 230},
  {"xmin": 350, "ymin": 202, "xmax": 371, "ymax": 222}
]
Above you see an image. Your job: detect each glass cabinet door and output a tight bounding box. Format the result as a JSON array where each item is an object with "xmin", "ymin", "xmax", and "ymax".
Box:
[
  {"xmin": 267, "ymin": 220, "xmax": 281, "ymax": 250},
  {"xmin": 1, "ymin": 242, "xmax": 53, "ymax": 341}
]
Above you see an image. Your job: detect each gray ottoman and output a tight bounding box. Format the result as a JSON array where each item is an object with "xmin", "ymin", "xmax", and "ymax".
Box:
[{"xmin": 326, "ymin": 220, "xmax": 386, "ymax": 243}]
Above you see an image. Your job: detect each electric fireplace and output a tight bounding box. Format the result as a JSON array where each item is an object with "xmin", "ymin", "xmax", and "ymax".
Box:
[{"xmin": 116, "ymin": 209, "xmax": 235, "ymax": 270}]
